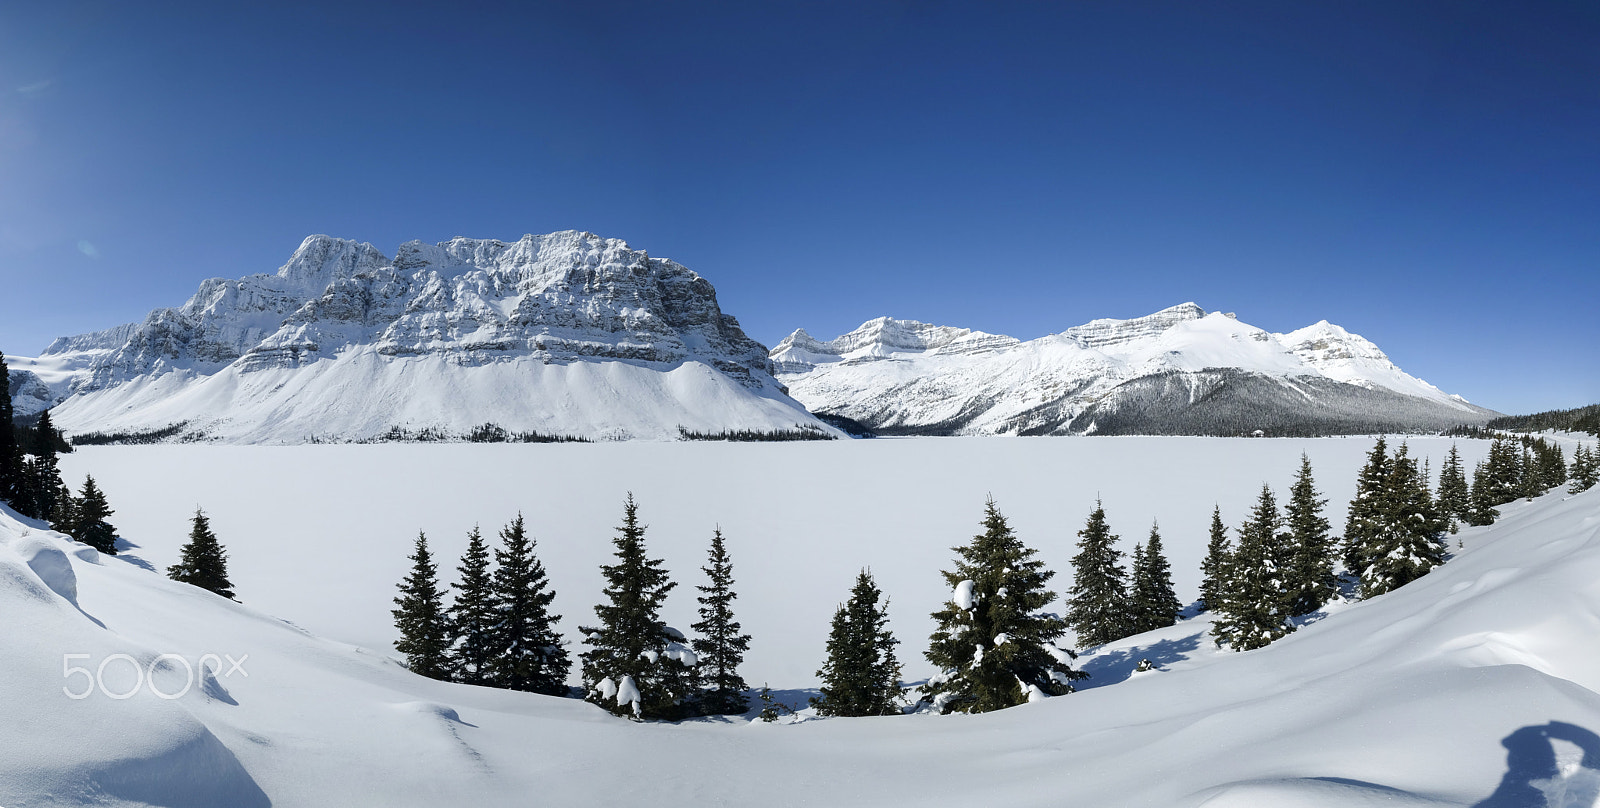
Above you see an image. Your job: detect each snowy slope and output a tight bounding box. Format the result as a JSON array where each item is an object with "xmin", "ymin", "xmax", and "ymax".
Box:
[
  {"xmin": 6, "ymin": 439, "xmax": 1600, "ymax": 806},
  {"xmin": 28, "ymin": 231, "xmax": 826, "ymax": 443},
  {"xmin": 774, "ymin": 303, "xmax": 1498, "ymax": 435}
]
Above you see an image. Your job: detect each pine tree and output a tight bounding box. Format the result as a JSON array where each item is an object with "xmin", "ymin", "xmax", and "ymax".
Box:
[
  {"xmin": 392, "ymin": 531, "xmax": 451, "ymax": 680},
  {"xmin": 1477, "ymin": 438, "xmax": 1524, "ymax": 509},
  {"xmin": 1570, "ymin": 445, "xmax": 1599, "ymax": 494},
  {"xmin": 488, "ymin": 513, "xmax": 570, "ymax": 696},
  {"xmin": 1212, "ymin": 484, "xmax": 1294, "ymax": 651},
  {"xmin": 690, "ymin": 527, "xmax": 751, "ymax": 715},
  {"xmin": 1197, "ymin": 506, "xmax": 1231, "ymax": 613},
  {"xmin": 1065, "ymin": 500, "xmax": 1131, "ymax": 647},
  {"xmin": 812, "ymin": 569, "xmax": 903, "ymax": 717},
  {"xmin": 1360, "ymin": 446, "xmax": 1446, "ymax": 598},
  {"xmin": 167, "ymin": 508, "xmax": 235, "ymax": 599},
  {"xmin": 1128, "ymin": 522, "xmax": 1181, "ymax": 634},
  {"xmin": 73, "ymin": 475, "xmax": 118, "ymax": 555},
  {"xmin": 23, "ymin": 410, "xmax": 65, "ymax": 521},
  {"xmin": 1437, "ymin": 443, "xmax": 1471, "ymax": 529},
  {"xmin": 1284, "ymin": 453, "xmax": 1336, "ymax": 615},
  {"xmin": 50, "ymin": 482, "xmax": 78, "ymax": 535},
  {"xmin": 581, "ymin": 495, "xmax": 696, "ymax": 719},
  {"xmin": 0, "ymin": 351, "xmax": 24, "ymax": 510},
  {"xmin": 1342, "ymin": 437, "xmax": 1390, "ymax": 578},
  {"xmin": 923, "ymin": 499, "xmax": 1084, "ymax": 714},
  {"xmin": 447, "ymin": 525, "xmax": 497, "ymax": 685},
  {"xmin": 1466, "ymin": 460, "xmax": 1500, "ymax": 526}
]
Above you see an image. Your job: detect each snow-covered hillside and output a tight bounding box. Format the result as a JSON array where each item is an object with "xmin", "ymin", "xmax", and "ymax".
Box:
[
  {"xmin": 22, "ymin": 231, "xmax": 827, "ymax": 443},
  {"xmin": 6, "ymin": 438, "xmax": 1599, "ymax": 806},
  {"xmin": 773, "ymin": 303, "xmax": 1498, "ymax": 436}
]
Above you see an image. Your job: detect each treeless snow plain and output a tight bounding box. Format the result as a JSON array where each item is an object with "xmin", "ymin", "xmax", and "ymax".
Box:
[{"xmin": 2, "ymin": 436, "xmax": 1593, "ymax": 806}]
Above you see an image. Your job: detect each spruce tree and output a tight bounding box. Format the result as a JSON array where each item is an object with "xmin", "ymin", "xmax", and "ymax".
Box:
[
  {"xmin": 1436, "ymin": 443, "xmax": 1470, "ymax": 529},
  {"xmin": 74, "ymin": 475, "xmax": 118, "ymax": 554},
  {"xmin": 1284, "ymin": 453, "xmax": 1336, "ymax": 615},
  {"xmin": 1342, "ymin": 436, "xmax": 1390, "ymax": 578},
  {"xmin": 690, "ymin": 527, "xmax": 751, "ymax": 715},
  {"xmin": 0, "ymin": 351, "xmax": 24, "ymax": 510},
  {"xmin": 923, "ymin": 499, "xmax": 1083, "ymax": 714},
  {"xmin": 812, "ymin": 569, "xmax": 903, "ymax": 717},
  {"xmin": 447, "ymin": 525, "xmax": 497, "ymax": 685},
  {"xmin": 1570, "ymin": 445, "xmax": 1599, "ymax": 494},
  {"xmin": 1065, "ymin": 500, "xmax": 1130, "ymax": 648},
  {"xmin": 1197, "ymin": 506, "xmax": 1231, "ymax": 614},
  {"xmin": 1128, "ymin": 522, "xmax": 1181, "ymax": 634},
  {"xmin": 167, "ymin": 508, "xmax": 235, "ymax": 599},
  {"xmin": 1466, "ymin": 461, "xmax": 1500, "ymax": 526},
  {"xmin": 581, "ymin": 495, "xmax": 696, "ymax": 719},
  {"xmin": 488, "ymin": 513, "xmax": 570, "ymax": 696},
  {"xmin": 1211, "ymin": 484, "xmax": 1294, "ymax": 651},
  {"xmin": 1360, "ymin": 447, "xmax": 1446, "ymax": 598},
  {"xmin": 392, "ymin": 531, "xmax": 451, "ymax": 680},
  {"xmin": 23, "ymin": 410, "xmax": 64, "ymax": 521},
  {"xmin": 1477, "ymin": 438, "xmax": 1524, "ymax": 508}
]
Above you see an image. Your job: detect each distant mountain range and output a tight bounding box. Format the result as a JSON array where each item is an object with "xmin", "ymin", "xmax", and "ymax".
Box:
[
  {"xmin": 6, "ymin": 234, "xmax": 1497, "ymax": 442},
  {"xmin": 8, "ymin": 231, "xmax": 827, "ymax": 442},
  {"xmin": 771, "ymin": 303, "xmax": 1499, "ymax": 436}
]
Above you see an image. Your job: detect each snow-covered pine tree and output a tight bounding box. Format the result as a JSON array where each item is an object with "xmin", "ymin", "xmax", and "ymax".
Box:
[
  {"xmin": 1436, "ymin": 443, "xmax": 1470, "ymax": 529},
  {"xmin": 813, "ymin": 569, "xmax": 903, "ymax": 717},
  {"xmin": 1211, "ymin": 484, "xmax": 1294, "ymax": 651},
  {"xmin": 1342, "ymin": 436, "xmax": 1390, "ymax": 579},
  {"xmin": 73, "ymin": 475, "xmax": 118, "ymax": 554},
  {"xmin": 1466, "ymin": 460, "xmax": 1500, "ymax": 527},
  {"xmin": 167, "ymin": 508, "xmax": 235, "ymax": 599},
  {"xmin": 581, "ymin": 495, "xmax": 697, "ymax": 719},
  {"xmin": 1066, "ymin": 500, "xmax": 1131, "ymax": 648},
  {"xmin": 447, "ymin": 525, "xmax": 496, "ymax": 685},
  {"xmin": 392, "ymin": 531, "xmax": 451, "ymax": 680},
  {"xmin": 1517, "ymin": 445, "xmax": 1543, "ymax": 500},
  {"xmin": 1197, "ymin": 505, "xmax": 1231, "ymax": 613},
  {"xmin": 488, "ymin": 513, "xmax": 570, "ymax": 696},
  {"xmin": 1535, "ymin": 440, "xmax": 1567, "ymax": 492},
  {"xmin": 1570, "ymin": 445, "xmax": 1599, "ymax": 493},
  {"xmin": 1359, "ymin": 446, "xmax": 1447, "ymax": 598},
  {"xmin": 923, "ymin": 499, "xmax": 1083, "ymax": 714},
  {"xmin": 1284, "ymin": 453, "xmax": 1336, "ymax": 615},
  {"xmin": 690, "ymin": 527, "xmax": 751, "ymax": 715},
  {"xmin": 1128, "ymin": 521, "xmax": 1181, "ymax": 634},
  {"xmin": 0, "ymin": 351, "xmax": 23, "ymax": 510}
]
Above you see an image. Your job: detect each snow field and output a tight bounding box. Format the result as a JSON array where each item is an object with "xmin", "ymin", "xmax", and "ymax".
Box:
[{"xmin": 58, "ymin": 436, "xmax": 1493, "ymax": 692}]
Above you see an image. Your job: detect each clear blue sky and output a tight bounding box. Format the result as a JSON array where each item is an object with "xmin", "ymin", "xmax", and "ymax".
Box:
[{"xmin": 1, "ymin": 1, "xmax": 1595, "ymax": 414}]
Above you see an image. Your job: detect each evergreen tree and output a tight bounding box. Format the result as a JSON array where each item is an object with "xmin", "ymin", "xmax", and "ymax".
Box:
[
  {"xmin": 1517, "ymin": 445, "xmax": 1543, "ymax": 500},
  {"xmin": 923, "ymin": 499, "xmax": 1084, "ymax": 714},
  {"xmin": 392, "ymin": 531, "xmax": 451, "ymax": 680},
  {"xmin": 1360, "ymin": 446, "xmax": 1447, "ymax": 598},
  {"xmin": 812, "ymin": 569, "xmax": 903, "ymax": 717},
  {"xmin": 1065, "ymin": 500, "xmax": 1131, "ymax": 647},
  {"xmin": 167, "ymin": 508, "xmax": 235, "ymax": 599},
  {"xmin": 1476, "ymin": 438, "xmax": 1524, "ymax": 508},
  {"xmin": 1211, "ymin": 484, "xmax": 1294, "ymax": 650},
  {"xmin": 21, "ymin": 410, "xmax": 65, "ymax": 523},
  {"xmin": 488, "ymin": 513, "xmax": 570, "ymax": 696},
  {"xmin": 0, "ymin": 351, "xmax": 24, "ymax": 510},
  {"xmin": 1570, "ymin": 445, "xmax": 1599, "ymax": 494},
  {"xmin": 49, "ymin": 482, "xmax": 78, "ymax": 535},
  {"xmin": 1466, "ymin": 460, "xmax": 1500, "ymax": 527},
  {"xmin": 447, "ymin": 525, "xmax": 497, "ymax": 685},
  {"xmin": 1284, "ymin": 453, "xmax": 1336, "ymax": 615},
  {"xmin": 690, "ymin": 527, "xmax": 751, "ymax": 715},
  {"xmin": 1197, "ymin": 506, "xmax": 1231, "ymax": 614},
  {"xmin": 1342, "ymin": 437, "xmax": 1391, "ymax": 578},
  {"xmin": 73, "ymin": 475, "xmax": 118, "ymax": 555},
  {"xmin": 1436, "ymin": 443, "xmax": 1471, "ymax": 529},
  {"xmin": 1128, "ymin": 522, "xmax": 1181, "ymax": 633},
  {"xmin": 1535, "ymin": 440, "xmax": 1567, "ymax": 492},
  {"xmin": 581, "ymin": 495, "xmax": 696, "ymax": 719}
]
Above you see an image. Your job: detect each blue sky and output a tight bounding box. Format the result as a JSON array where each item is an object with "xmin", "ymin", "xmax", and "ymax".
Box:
[{"xmin": 1, "ymin": 1, "xmax": 1595, "ymax": 414}]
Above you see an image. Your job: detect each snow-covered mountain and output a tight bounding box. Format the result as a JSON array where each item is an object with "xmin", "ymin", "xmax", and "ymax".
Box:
[
  {"xmin": 773, "ymin": 303, "xmax": 1498, "ymax": 435},
  {"xmin": 22, "ymin": 231, "xmax": 828, "ymax": 442}
]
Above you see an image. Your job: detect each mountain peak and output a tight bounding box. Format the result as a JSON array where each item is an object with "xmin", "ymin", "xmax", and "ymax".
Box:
[{"xmin": 1062, "ymin": 302, "xmax": 1208, "ymax": 349}]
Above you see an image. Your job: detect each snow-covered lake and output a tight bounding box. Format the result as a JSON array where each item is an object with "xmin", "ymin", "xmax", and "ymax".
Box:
[{"xmin": 59, "ymin": 436, "xmax": 1492, "ymax": 689}]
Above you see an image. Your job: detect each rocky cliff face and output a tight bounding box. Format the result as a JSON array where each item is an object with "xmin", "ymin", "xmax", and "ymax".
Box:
[
  {"xmin": 39, "ymin": 231, "xmax": 819, "ymax": 443},
  {"xmin": 774, "ymin": 303, "xmax": 1499, "ymax": 436}
]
